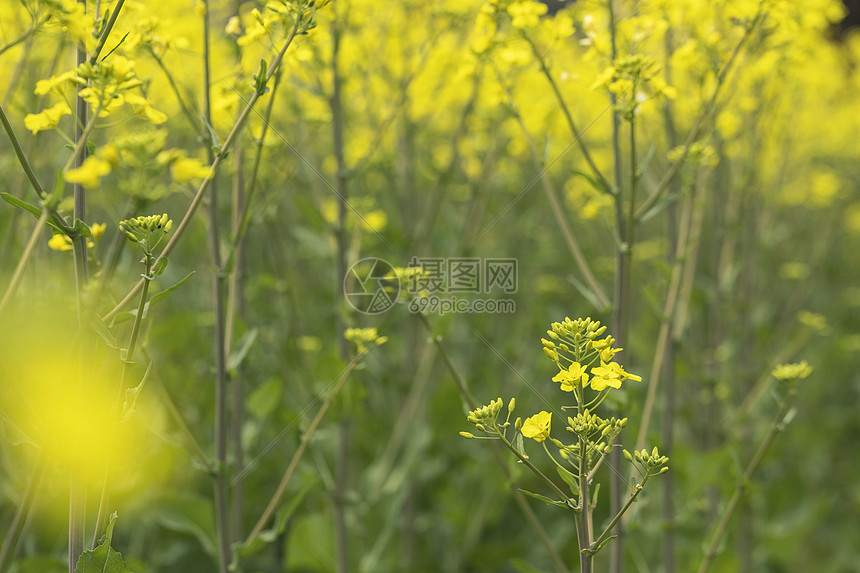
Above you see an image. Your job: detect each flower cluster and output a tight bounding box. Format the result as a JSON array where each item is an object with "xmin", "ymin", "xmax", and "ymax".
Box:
[
  {"xmin": 542, "ymin": 317, "xmax": 642, "ymax": 394},
  {"xmin": 344, "ymin": 327, "xmax": 388, "ymax": 354},
  {"xmin": 119, "ymin": 213, "xmax": 173, "ymax": 254}
]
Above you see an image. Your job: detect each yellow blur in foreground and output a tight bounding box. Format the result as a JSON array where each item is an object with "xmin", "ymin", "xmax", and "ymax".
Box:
[{"xmin": 0, "ymin": 302, "xmax": 173, "ymax": 517}]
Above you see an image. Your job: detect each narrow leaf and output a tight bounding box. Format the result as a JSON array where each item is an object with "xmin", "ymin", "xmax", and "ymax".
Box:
[
  {"xmin": 555, "ymin": 464, "xmax": 579, "ymax": 496},
  {"xmin": 518, "ymin": 489, "xmax": 567, "ymax": 508},
  {"xmin": 0, "ymin": 193, "xmax": 69, "ymax": 233},
  {"xmin": 227, "ymin": 327, "xmax": 259, "ymax": 375},
  {"xmin": 122, "ymin": 362, "xmax": 152, "ymax": 422}
]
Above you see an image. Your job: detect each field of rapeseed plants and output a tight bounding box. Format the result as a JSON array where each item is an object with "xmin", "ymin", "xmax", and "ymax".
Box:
[{"xmin": 0, "ymin": 0, "xmax": 858, "ymax": 571}]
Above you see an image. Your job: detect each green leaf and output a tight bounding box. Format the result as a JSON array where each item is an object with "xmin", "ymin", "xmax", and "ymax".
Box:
[
  {"xmin": 567, "ymin": 274, "xmax": 609, "ymax": 313},
  {"xmin": 254, "ymin": 59, "xmax": 270, "ymax": 95},
  {"xmin": 111, "ymin": 272, "xmax": 195, "ymax": 326},
  {"xmin": 227, "ymin": 327, "xmax": 258, "ymax": 376},
  {"xmin": 514, "ymin": 432, "xmax": 527, "ymax": 459},
  {"xmin": 583, "ymin": 534, "xmax": 617, "ymax": 556},
  {"xmin": 517, "ymin": 489, "xmax": 568, "ymax": 508},
  {"xmin": 72, "ymin": 218, "xmax": 92, "ymax": 239},
  {"xmin": 637, "ymin": 143, "xmax": 657, "ymax": 177},
  {"xmin": 202, "ymin": 117, "xmax": 221, "ymax": 155},
  {"xmin": 74, "ymin": 512, "xmax": 134, "ymax": 573},
  {"xmin": 0, "ymin": 193, "xmax": 69, "ymax": 234},
  {"xmin": 86, "ymin": 310, "xmax": 119, "ymax": 350},
  {"xmin": 151, "ymin": 494, "xmax": 217, "ymax": 557},
  {"xmin": 555, "ymin": 464, "xmax": 580, "ymax": 496},
  {"xmin": 122, "ymin": 362, "xmax": 152, "ymax": 422},
  {"xmin": 151, "ymin": 257, "xmax": 168, "ymax": 277},
  {"xmin": 571, "ymin": 168, "xmax": 611, "ymax": 195},
  {"xmin": 247, "ymin": 377, "xmax": 281, "ymax": 420}
]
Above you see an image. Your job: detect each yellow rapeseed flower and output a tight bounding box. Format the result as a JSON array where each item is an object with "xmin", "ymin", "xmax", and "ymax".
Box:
[
  {"xmin": 48, "ymin": 234, "xmax": 73, "ymax": 252},
  {"xmin": 521, "ymin": 411, "xmax": 551, "ymax": 442},
  {"xmin": 24, "ymin": 102, "xmax": 72, "ymax": 135},
  {"xmin": 552, "ymin": 362, "xmax": 588, "ymax": 392},
  {"xmin": 64, "ymin": 157, "xmax": 112, "ymax": 189}
]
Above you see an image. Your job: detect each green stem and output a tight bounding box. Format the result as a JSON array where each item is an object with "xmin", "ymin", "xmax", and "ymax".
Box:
[
  {"xmin": 634, "ymin": 6, "xmax": 765, "ymax": 221},
  {"xmin": 69, "ymin": 15, "xmax": 90, "ymax": 568},
  {"xmin": 329, "ymin": 8, "xmax": 350, "ymax": 570},
  {"xmin": 0, "ymin": 454, "xmax": 46, "ymax": 573},
  {"xmin": 523, "ymin": 33, "xmax": 612, "ymax": 195},
  {"xmin": 631, "ymin": 172, "xmax": 703, "ymax": 458},
  {"xmin": 492, "ymin": 66, "xmax": 611, "ymax": 310},
  {"xmin": 0, "ymin": 211, "xmax": 47, "ymax": 314},
  {"xmin": 607, "ymin": 1, "xmax": 625, "ymax": 568},
  {"xmin": 0, "ymin": 104, "xmax": 47, "ymax": 199},
  {"xmin": 0, "ymin": 16, "xmax": 47, "ymax": 59},
  {"xmin": 150, "ymin": 50, "xmax": 204, "ymax": 138},
  {"xmin": 90, "ymin": 253, "xmax": 153, "ymax": 546},
  {"xmin": 578, "ymin": 435, "xmax": 592, "ymax": 573},
  {"xmin": 199, "ymin": 3, "xmax": 231, "ymax": 570},
  {"xmin": 88, "ymin": 0, "xmax": 126, "ymax": 64},
  {"xmin": 697, "ymin": 386, "xmax": 798, "ymax": 573},
  {"xmin": 497, "ymin": 432, "xmax": 575, "ymax": 508},
  {"xmin": 592, "ymin": 479, "xmax": 647, "ymax": 552},
  {"xmin": 222, "ymin": 69, "xmax": 283, "ymax": 275},
  {"xmin": 244, "ymin": 358, "xmax": 360, "ymax": 545}
]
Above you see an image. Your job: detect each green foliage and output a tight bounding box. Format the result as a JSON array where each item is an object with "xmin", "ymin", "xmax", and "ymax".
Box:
[
  {"xmin": 75, "ymin": 513, "xmax": 133, "ymax": 573},
  {"xmin": 0, "ymin": 0, "xmax": 857, "ymax": 572}
]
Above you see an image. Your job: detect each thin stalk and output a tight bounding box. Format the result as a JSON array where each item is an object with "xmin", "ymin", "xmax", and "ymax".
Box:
[
  {"xmin": 591, "ymin": 480, "xmax": 647, "ymax": 552},
  {"xmin": 578, "ymin": 436, "xmax": 592, "ymax": 573},
  {"xmin": 607, "ymin": 1, "xmax": 625, "ymax": 569},
  {"xmin": 101, "ymin": 21, "xmax": 304, "ymax": 322},
  {"xmin": 244, "ymin": 358, "xmax": 360, "ymax": 545},
  {"xmin": 523, "ymin": 34, "xmax": 612, "ymax": 195},
  {"xmin": 226, "ymin": 138, "xmax": 245, "ymax": 543},
  {"xmin": 634, "ymin": 7, "xmax": 765, "ymax": 221},
  {"xmin": 0, "ymin": 104, "xmax": 47, "ymax": 199},
  {"xmin": 0, "ymin": 211, "xmax": 47, "ymax": 314},
  {"xmin": 0, "ymin": 454, "xmax": 46, "ymax": 573},
  {"xmin": 149, "ymin": 50, "xmax": 204, "ymax": 138},
  {"xmin": 139, "ymin": 345, "xmax": 214, "ymax": 471},
  {"xmin": 660, "ymin": 25, "xmax": 680, "ymax": 567},
  {"xmin": 329, "ymin": 6, "xmax": 350, "ymax": 572},
  {"xmin": 91, "ymin": 254, "xmax": 154, "ymax": 546},
  {"xmin": 222, "ymin": 69, "xmax": 283, "ymax": 274},
  {"xmin": 200, "ymin": 3, "xmax": 231, "ymax": 571},
  {"xmin": 494, "ymin": 67, "xmax": 610, "ymax": 310},
  {"xmin": 0, "ymin": 16, "xmax": 47, "ymax": 59},
  {"xmin": 69, "ymin": 10, "xmax": 90, "ymax": 567},
  {"xmin": 631, "ymin": 172, "xmax": 706, "ymax": 459},
  {"xmin": 88, "ymin": 0, "xmax": 126, "ymax": 64},
  {"xmin": 697, "ymin": 385, "xmax": 798, "ymax": 573}
]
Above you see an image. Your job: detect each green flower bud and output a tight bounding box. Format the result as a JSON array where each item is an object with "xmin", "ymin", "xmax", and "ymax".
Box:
[
  {"xmin": 623, "ymin": 449, "xmax": 633, "ymax": 462},
  {"xmin": 508, "ymin": 398, "xmax": 516, "ymax": 413},
  {"xmin": 475, "ymin": 423, "xmax": 486, "ymax": 432},
  {"xmin": 459, "ymin": 431, "xmax": 475, "ymax": 439}
]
